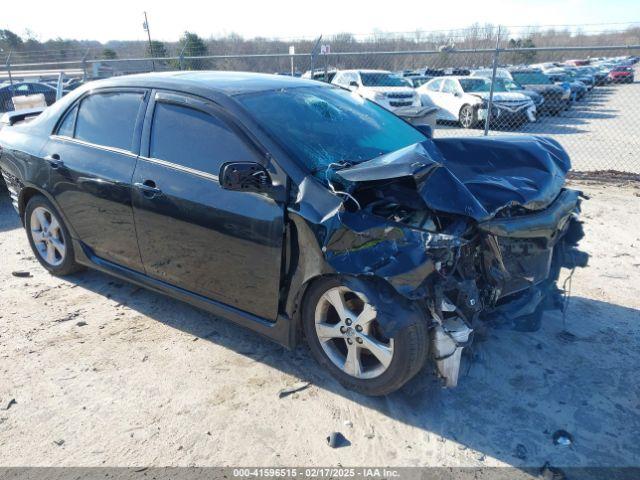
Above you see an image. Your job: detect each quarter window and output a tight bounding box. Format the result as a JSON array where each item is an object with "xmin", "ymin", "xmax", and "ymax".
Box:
[
  {"xmin": 149, "ymin": 101, "xmax": 256, "ymax": 175},
  {"xmin": 75, "ymin": 91, "xmax": 144, "ymax": 151},
  {"xmin": 57, "ymin": 105, "xmax": 78, "ymax": 138}
]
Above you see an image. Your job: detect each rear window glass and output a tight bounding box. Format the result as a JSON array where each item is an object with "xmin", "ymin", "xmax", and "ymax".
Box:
[{"xmin": 75, "ymin": 91, "xmax": 144, "ymax": 151}]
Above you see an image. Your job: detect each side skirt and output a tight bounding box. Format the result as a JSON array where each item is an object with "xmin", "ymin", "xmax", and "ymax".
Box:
[{"xmin": 73, "ymin": 239, "xmax": 295, "ymax": 349}]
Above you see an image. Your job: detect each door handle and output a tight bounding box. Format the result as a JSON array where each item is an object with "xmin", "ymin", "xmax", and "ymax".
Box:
[
  {"xmin": 134, "ymin": 180, "xmax": 162, "ymax": 198},
  {"xmin": 44, "ymin": 154, "xmax": 63, "ymax": 169}
]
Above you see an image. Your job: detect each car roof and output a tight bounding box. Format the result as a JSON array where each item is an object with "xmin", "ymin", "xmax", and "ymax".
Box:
[
  {"xmin": 338, "ymin": 69, "xmax": 392, "ymax": 74},
  {"xmin": 82, "ymin": 71, "xmax": 325, "ymax": 96}
]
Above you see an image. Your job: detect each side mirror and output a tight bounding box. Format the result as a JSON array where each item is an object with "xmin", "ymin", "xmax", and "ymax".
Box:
[
  {"xmin": 220, "ymin": 162, "xmax": 272, "ymax": 192},
  {"xmin": 349, "ymin": 81, "xmax": 359, "ymax": 89},
  {"xmin": 415, "ymin": 124, "xmax": 433, "ymax": 139}
]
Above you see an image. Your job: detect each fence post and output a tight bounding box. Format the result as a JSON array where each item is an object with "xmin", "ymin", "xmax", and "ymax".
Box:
[
  {"xmin": 5, "ymin": 50, "xmax": 13, "ymax": 86},
  {"xmin": 484, "ymin": 27, "xmax": 501, "ymax": 136},
  {"xmin": 81, "ymin": 49, "xmax": 89, "ymax": 80},
  {"xmin": 179, "ymin": 39, "xmax": 190, "ymax": 71}
]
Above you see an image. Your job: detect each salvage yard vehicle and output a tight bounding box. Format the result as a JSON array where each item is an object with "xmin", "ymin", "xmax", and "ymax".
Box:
[
  {"xmin": 417, "ymin": 76, "xmax": 536, "ymax": 128},
  {"xmin": 331, "ymin": 69, "xmax": 421, "ymax": 112},
  {"xmin": 608, "ymin": 66, "xmax": 635, "ymax": 83},
  {"xmin": 0, "ymin": 72, "xmax": 587, "ymax": 395},
  {"xmin": 508, "ymin": 69, "xmax": 571, "ymax": 114}
]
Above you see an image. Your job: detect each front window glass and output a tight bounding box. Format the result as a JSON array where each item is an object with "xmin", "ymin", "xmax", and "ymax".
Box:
[
  {"xmin": 150, "ymin": 102, "xmax": 256, "ymax": 175},
  {"xmin": 360, "ymin": 73, "xmax": 410, "ymax": 87},
  {"xmin": 236, "ymin": 86, "xmax": 425, "ymax": 174}
]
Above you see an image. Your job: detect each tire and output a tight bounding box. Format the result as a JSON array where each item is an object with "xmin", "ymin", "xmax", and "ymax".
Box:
[
  {"xmin": 24, "ymin": 195, "xmax": 83, "ymax": 276},
  {"xmin": 302, "ymin": 276, "xmax": 429, "ymax": 396},
  {"xmin": 458, "ymin": 104, "xmax": 478, "ymax": 129}
]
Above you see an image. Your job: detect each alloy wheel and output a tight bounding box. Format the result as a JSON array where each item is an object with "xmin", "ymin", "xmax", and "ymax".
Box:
[
  {"xmin": 314, "ymin": 286, "xmax": 394, "ymax": 380},
  {"xmin": 460, "ymin": 106, "xmax": 474, "ymax": 128},
  {"xmin": 30, "ymin": 206, "xmax": 66, "ymax": 267}
]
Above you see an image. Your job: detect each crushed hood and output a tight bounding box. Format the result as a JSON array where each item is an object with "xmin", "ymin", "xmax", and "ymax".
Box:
[{"xmin": 336, "ymin": 135, "xmax": 571, "ymax": 222}]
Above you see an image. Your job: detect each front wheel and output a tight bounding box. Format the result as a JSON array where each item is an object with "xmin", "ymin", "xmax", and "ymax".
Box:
[
  {"xmin": 302, "ymin": 277, "xmax": 429, "ymax": 396},
  {"xmin": 25, "ymin": 195, "xmax": 83, "ymax": 276},
  {"xmin": 459, "ymin": 104, "xmax": 478, "ymax": 129}
]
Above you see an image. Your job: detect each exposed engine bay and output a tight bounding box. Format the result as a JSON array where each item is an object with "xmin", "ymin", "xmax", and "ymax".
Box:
[{"xmin": 290, "ymin": 135, "xmax": 589, "ymax": 387}]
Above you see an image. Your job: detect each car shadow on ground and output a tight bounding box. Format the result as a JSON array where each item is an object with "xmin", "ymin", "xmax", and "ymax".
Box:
[
  {"xmin": 0, "ymin": 190, "xmax": 20, "ymax": 233},
  {"xmin": 64, "ymin": 264, "xmax": 640, "ymax": 470}
]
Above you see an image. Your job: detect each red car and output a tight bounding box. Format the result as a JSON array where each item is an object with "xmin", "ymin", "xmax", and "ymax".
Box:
[{"xmin": 608, "ymin": 66, "xmax": 634, "ymax": 83}]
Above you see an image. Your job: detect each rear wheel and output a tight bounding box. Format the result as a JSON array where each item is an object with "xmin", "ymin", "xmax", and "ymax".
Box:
[
  {"xmin": 459, "ymin": 104, "xmax": 478, "ymax": 129},
  {"xmin": 25, "ymin": 195, "xmax": 83, "ymax": 276},
  {"xmin": 302, "ymin": 277, "xmax": 428, "ymax": 396}
]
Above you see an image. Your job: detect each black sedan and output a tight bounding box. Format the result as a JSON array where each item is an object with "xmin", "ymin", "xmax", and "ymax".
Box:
[
  {"xmin": 0, "ymin": 72, "xmax": 587, "ymax": 395},
  {"xmin": 0, "ymin": 82, "xmax": 57, "ymax": 112},
  {"xmin": 509, "ymin": 69, "xmax": 570, "ymax": 114}
]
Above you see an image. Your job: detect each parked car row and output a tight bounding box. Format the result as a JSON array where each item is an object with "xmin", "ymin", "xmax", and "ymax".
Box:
[{"xmin": 299, "ymin": 55, "xmax": 635, "ymax": 131}]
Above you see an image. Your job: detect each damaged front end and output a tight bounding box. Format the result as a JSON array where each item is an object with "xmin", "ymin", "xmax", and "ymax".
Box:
[{"xmin": 288, "ymin": 134, "xmax": 588, "ymax": 388}]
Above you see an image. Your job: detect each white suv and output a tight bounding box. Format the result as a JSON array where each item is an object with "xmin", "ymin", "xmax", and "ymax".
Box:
[{"xmin": 331, "ymin": 70, "xmax": 420, "ymax": 112}]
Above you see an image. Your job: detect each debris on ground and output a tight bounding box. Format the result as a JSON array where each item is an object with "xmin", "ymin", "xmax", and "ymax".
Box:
[
  {"xmin": 2, "ymin": 399, "xmax": 16, "ymax": 411},
  {"xmin": 76, "ymin": 321, "xmax": 88, "ymax": 327},
  {"xmin": 557, "ymin": 331, "xmax": 578, "ymax": 344},
  {"xmin": 552, "ymin": 430, "xmax": 574, "ymax": 446},
  {"xmin": 11, "ymin": 271, "xmax": 31, "ymax": 278},
  {"xmin": 278, "ymin": 381, "xmax": 311, "ymax": 399},
  {"xmin": 540, "ymin": 461, "xmax": 567, "ymax": 480},
  {"xmin": 53, "ymin": 439, "xmax": 65, "ymax": 446},
  {"xmin": 54, "ymin": 311, "xmax": 81, "ymax": 323},
  {"xmin": 514, "ymin": 443, "xmax": 528, "ymax": 460},
  {"xmin": 326, "ymin": 431, "xmax": 350, "ymax": 448}
]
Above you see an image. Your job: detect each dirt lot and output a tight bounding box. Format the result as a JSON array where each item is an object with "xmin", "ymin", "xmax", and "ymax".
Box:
[{"xmin": 0, "ymin": 178, "xmax": 639, "ymax": 468}]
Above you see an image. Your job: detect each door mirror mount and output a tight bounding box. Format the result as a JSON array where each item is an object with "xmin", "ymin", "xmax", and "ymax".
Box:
[
  {"xmin": 349, "ymin": 81, "xmax": 359, "ymax": 89},
  {"xmin": 220, "ymin": 162, "xmax": 272, "ymax": 193}
]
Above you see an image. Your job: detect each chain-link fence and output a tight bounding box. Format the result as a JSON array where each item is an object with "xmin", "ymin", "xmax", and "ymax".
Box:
[{"xmin": 1, "ymin": 41, "xmax": 639, "ymax": 173}]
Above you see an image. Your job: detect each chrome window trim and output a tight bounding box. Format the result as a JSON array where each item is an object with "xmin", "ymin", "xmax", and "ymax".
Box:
[
  {"xmin": 137, "ymin": 155, "xmax": 219, "ymax": 183},
  {"xmin": 49, "ymin": 134, "xmax": 138, "ymax": 158}
]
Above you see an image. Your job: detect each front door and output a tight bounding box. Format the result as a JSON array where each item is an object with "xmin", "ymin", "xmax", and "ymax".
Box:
[
  {"xmin": 132, "ymin": 92, "xmax": 286, "ymax": 320},
  {"xmin": 44, "ymin": 89, "xmax": 148, "ymax": 271}
]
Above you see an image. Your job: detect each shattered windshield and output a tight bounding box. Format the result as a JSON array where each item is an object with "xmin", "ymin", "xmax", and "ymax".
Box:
[{"xmin": 237, "ymin": 86, "xmax": 426, "ymax": 175}]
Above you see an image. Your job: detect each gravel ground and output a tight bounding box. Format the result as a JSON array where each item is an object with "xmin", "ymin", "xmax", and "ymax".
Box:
[
  {"xmin": 435, "ymin": 66, "xmax": 640, "ymax": 173},
  {"xmin": 0, "ymin": 178, "xmax": 639, "ymax": 468}
]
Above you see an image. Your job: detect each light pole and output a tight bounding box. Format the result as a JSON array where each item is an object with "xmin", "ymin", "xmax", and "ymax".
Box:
[{"xmin": 143, "ymin": 11, "xmax": 156, "ymax": 72}]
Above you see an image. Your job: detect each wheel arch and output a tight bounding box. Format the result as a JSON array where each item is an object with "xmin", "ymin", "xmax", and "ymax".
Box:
[
  {"xmin": 18, "ymin": 185, "xmax": 78, "ymax": 238},
  {"xmin": 290, "ymin": 273, "xmax": 428, "ymax": 343}
]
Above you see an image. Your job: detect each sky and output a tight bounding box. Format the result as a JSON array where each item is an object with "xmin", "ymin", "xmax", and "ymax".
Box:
[{"xmin": 2, "ymin": 0, "xmax": 640, "ymax": 43}]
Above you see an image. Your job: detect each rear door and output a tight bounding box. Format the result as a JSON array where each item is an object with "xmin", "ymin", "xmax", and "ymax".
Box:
[
  {"xmin": 440, "ymin": 79, "xmax": 463, "ymax": 119},
  {"xmin": 420, "ymin": 79, "xmax": 447, "ymax": 118},
  {"xmin": 44, "ymin": 88, "xmax": 148, "ymax": 271},
  {"xmin": 132, "ymin": 91, "xmax": 286, "ymax": 320}
]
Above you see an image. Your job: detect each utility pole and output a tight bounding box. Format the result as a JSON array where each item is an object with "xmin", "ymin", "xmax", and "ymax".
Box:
[{"xmin": 143, "ymin": 11, "xmax": 156, "ymax": 72}]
